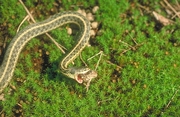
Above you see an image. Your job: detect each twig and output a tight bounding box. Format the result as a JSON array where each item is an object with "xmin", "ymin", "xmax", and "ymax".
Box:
[
  {"xmin": 9, "ymin": 84, "xmax": 16, "ymax": 91},
  {"xmin": 85, "ymin": 78, "xmax": 92, "ymax": 92},
  {"xmin": 17, "ymin": 15, "xmax": 29, "ymax": 32},
  {"xmin": 95, "ymin": 51, "xmax": 103, "ymax": 70},
  {"xmin": 87, "ymin": 51, "xmax": 104, "ymax": 61},
  {"xmin": 119, "ymin": 40, "xmax": 133, "ymax": 48},
  {"xmin": 80, "ymin": 53, "xmax": 88, "ymax": 67},
  {"xmin": 175, "ymin": 0, "xmax": 180, "ymax": 8},
  {"xmin": 97, "ymin": 96, "xmax": 120, "ymax": 105},
  {"xmin": 160, "ymin": 1, "xmax": 169, "ymax": 11},
  {"xmin": 98, "ymin": 98, "xmax": 113, "ymax": 105},
  {"xmin": 87, "ymin": 51, "xmax": 104, "ymax": 71},
  {"xmin": 18, "ymin": 0, "xmax": 66, "ymax": 53},
  {"xmin": 137, "ymin": 4, "xmax": 151, "ymax": 13},
  {"xmin": 163, "ymin": 0, "xmax": 180, "ymax": 18},
  {"xmin": 161, "ymin": 86, "xmax": 180, "ymax": 114},
  {"xmin": 129, "ymin": 35, "xmax": 138, "ymax": 45},
  {"xmin": 17, "ymin": 103, "xmax": 23, "ymax": 108},
  {"xmin": 106, "ymin": 60, "xmax": 122, "ymax": 69},
  {"xmin": 121, "ymin": 41, "xmax": 144, "ymax": 55},
  {"xmin": 120, "ymin": 47, "xmax": 132, "ymax": 55},
  {"xmin": 0, "ymin": 110, "xmax": 4, "ymax": 115},
  {"xmin": 171, "ymin": 12, "xmax": 180, "ymax": 19},
  {"xmin": 165, "ymin": 86, "xmax": 179, "ymax": 108}
]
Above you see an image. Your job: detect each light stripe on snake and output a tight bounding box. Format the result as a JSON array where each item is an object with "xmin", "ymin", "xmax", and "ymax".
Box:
[{"xmin": 0, "ymin": 11, "xmax": 97, "ymax": 93}]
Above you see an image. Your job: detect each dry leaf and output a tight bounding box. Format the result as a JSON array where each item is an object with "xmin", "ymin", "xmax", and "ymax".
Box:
[{"xmin": 153, "ymin": 11, "xmax": 174, "ymax": 26}]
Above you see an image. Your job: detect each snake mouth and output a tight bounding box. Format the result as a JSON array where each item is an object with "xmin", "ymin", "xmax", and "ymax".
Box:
[
  {"xmin": 75, "ymin": 74, "xmax": 83, "ymax": 84},
  {"xmin": 74, "ymin": 70, "xmax": 98, "ymax": 84}
]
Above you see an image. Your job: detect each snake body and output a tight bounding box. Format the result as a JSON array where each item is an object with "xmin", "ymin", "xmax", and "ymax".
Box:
[{"xmin": 0, "ymin": 11, "xmax": 97, "ymax": 93}]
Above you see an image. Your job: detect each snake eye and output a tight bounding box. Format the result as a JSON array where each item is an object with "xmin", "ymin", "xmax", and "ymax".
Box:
[{"xmin": 75, "ymin": 74, "xmax": 83, "ymax": 84}]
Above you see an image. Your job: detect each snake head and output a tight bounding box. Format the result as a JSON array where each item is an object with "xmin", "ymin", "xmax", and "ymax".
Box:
[
  {"xmin": 76, "ymin": 69, "xmax": 97, "ymax": 83},
  {"xmin": 64, "ymin": 67, "xmax": 97, "ymax": 83}
]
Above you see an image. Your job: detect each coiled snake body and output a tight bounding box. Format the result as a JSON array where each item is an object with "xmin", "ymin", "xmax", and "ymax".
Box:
[{"xmin": 0, "ymin": 11, "xmax": 97, "ymax": 93}]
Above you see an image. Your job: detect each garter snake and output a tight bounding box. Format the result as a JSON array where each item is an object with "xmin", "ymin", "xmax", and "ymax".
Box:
[{"xmin": 0, "ymin": 11, "xmax": 97, "ymax": 93}]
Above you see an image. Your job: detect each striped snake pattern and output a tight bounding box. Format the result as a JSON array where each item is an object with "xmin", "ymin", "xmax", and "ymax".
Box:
[{"xmin": 0, "ymin": 11, "xmax": 97, "ymax": 93}]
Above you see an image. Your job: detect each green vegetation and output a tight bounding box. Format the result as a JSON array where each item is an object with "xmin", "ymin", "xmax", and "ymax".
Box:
[{"xmin": 0, "ymin": 0, "xmax": 180, "ymax": 116}]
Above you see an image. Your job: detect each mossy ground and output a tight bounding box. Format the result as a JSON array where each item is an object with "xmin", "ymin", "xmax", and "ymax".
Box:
[{"xmin": 0, "ymin": 0, "xmax": 180, "ymax": 116}]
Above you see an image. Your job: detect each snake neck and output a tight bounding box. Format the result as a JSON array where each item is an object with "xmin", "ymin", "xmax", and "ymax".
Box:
[{"xmin": 0, "ymin": 11, "xmax": 90, "ymax": 93}]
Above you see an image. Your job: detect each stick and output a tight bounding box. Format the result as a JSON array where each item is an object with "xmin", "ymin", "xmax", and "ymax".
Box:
[{"xmin": 18, "ymin": 0, "xmax": 66, "ymax": 53}]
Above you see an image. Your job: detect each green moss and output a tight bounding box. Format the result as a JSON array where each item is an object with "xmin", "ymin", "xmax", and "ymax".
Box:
[{"xmin": 0, "ymin": 0, "xmax": 180, "ymax": 116}]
